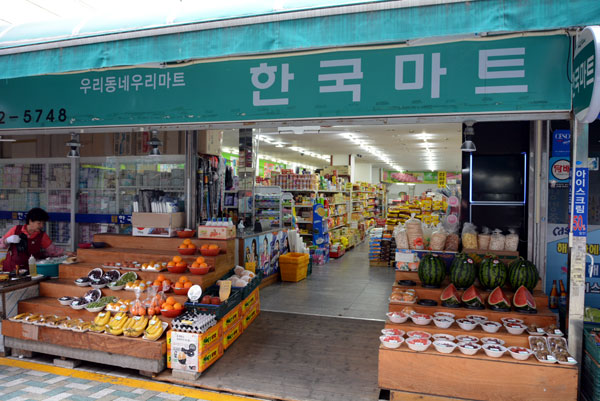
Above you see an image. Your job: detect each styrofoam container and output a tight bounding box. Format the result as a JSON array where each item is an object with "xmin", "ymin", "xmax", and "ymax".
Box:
[
  {"xmin": 433, "ymin": 340, "xmax": 457, "ymax": 354},
  {"xmin": 504, "ymin": 323, "xmax": 527, "ymax": 335},
  {"xmin": 433, "ymin": 312, "xmax": 455, "ymax": 319},
  {"xmin": 380, "ymin": 335, "xmax": 404, "ymax": 349},
  {"xmin": 382, "ymin": 328, "xmax": 405, "ymax": 337},
  {"xmin": 508, "ymin": 346, "xmax": 533, "ymax": 361},
  {"xmin": 410, "ymin": 313, "xmax": 432, "ymax": 326},
  {"xmin": 458, "ymin": 342, "xmax": 481, "ymax": 355},
  {"xmin": 481, "ymin": 337, "xmax": 505, "ymax": 346},
  {"xmin": 433, "ymin": 316, "xmax": 454, "ymax": 329},
  {"xmin": 482, "ymin": 343, "xmax": 507, "ymax": 358},
  {"xmin": 432, "ymin": 333, "xmax": 455, "ymax": 342},
  {"xmin": 457, "ymin": 318, "xmax": 478, "ymax": 331},
  {"xmin": 386, "ymin": 312, "xmax": 408, "ymax": 324},
  {"xmin": 481, "ymin": 321, "xmax": 502, "ymax": 333},
  {"xmin": 466, "ymin": 314, "xmax": 488, "ymax": 323},
  {"xmin": 406, "ymin": 338, "xmax": 431, "ymax": 352}
]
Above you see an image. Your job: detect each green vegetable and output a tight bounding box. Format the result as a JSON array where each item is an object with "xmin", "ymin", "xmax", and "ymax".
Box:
[
  {"xmin": 114, "ymin": 272, "xmax": 136, "ymax": 286},
  {"xmin": 86, "ymin": 296, "xmax": 117, "ymax": 308}
]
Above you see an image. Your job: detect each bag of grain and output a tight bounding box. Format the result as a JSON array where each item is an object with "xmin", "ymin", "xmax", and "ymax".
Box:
[
  {"xmin": 489, "ymin": 229, "xmax": 506, "ymax": 251},
  {"xmin": 461, "ymin": 222, "xmax": 478, "ymax": 249}
]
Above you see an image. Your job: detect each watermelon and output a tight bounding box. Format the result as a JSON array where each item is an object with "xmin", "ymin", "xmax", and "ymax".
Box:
[
  {"xmin": 449, "ymin": 257, "xmax": 476, "ymax": 289},
  {"xmin": 418, "ymin": 253, "xmax": 446, "ymax": 288},
  {"xmin": 513, "ymin": 285, "xmax": 537, "ymax": 312},
  {"xmin": 507, "ymin": 257, "xmax": 524, "ymax": 277},
  {"xmin": 487, "ymin": 286, "xmax": 511, "ymax": 310},
  {"xmin": 450, "ymin": 253, "xmax": 469, "ymax": 272},
  {"xmin": 461, "ymin": 284, "xmax": 484, "ymax": 309},
  {"xmin": 440, "ymin": 283, "xmax": 461, "ymax": 307},
  {"xmin": 509, "ymin": 259, "xmax": 539, "ymax": 291},
  {"xmin": 478, "ymin": 255, "xmax": 507, "ymax": 290}
]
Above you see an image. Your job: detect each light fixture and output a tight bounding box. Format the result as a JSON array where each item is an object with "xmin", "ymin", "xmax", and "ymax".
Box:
[
  {"xmin": 148, "ymin": 130, "xmax": 162, "ymax": 156},
  {"xmin": 66, "ymin": 133, "xmax": 81, "ymax": 158},
  {"xmin": 277, "ymin": 126, "xmax": 321, "ymax": 135},
  {"xmin": 461, "ymin": 121, "xmax": 476, "ymax": 152}
]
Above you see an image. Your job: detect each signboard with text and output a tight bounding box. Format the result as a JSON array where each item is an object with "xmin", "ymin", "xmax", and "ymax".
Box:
[
  {"xmin": 572, "ymin": 168, "xmax": 589, "ymax": 237},
  {"xmin": 0, "ymin": 35, "xmax": 570, "ymax": 130},
  {"xmin": 573, "ymin": 26, "xmax": 600, "ymax": 123}
]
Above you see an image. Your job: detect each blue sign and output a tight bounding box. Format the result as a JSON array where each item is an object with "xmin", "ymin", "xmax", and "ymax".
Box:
[
  {"xmin": 312, "ymin": 204, "xmax": 329, "ymax": 247},
  {"xmin": 549, "ymin": 157, "xmax": 571, "ymax": 183},
  {"xmin": 75, "ymin": 214, "xmax": 132, "ymax": 224},
  {"xmin": 552, "ymin": 130, "xmax": 571, "ymax": 157},
  {"xmin": 572, "ymin": 167, "xmax": 589, "ymax": 237}
]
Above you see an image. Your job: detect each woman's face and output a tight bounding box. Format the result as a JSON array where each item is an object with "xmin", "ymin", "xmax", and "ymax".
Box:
[
  {"xmin": 252, "ymin": 241, "xmax": 256, "ymax": 252},
  {"xmin": 27, "ymin": 220, "xmax": 45, "ymax": 233}
]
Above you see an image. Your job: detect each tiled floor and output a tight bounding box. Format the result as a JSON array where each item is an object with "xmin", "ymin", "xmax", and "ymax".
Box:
[{"xmin": 260, "ymin": 241, "xmax": 395, "ymax": 320}]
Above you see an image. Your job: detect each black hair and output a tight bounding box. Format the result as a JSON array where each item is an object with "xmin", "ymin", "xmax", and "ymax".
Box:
[{"xmin": 26, "ymin": 208, "xmax": 49, "ymax": 224}]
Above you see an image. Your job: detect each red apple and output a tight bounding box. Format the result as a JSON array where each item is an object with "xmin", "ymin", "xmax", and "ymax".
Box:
[
  {"xmin": 211, "ymin": 296, "xmax": 221, "ymax": 305},
  {"xmin": 201, "ymin": 295, "xmax": 212, "ymax": 304}
]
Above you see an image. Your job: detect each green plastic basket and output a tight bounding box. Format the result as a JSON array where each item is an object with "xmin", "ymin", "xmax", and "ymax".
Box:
[{"xmin": 36, "ymin": 263, "xmax": 59, "ymax": 277}]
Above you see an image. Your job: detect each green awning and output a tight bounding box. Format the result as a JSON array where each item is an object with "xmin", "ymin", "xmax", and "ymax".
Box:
[{"xmin": 1, "ymin": 0, "xmax": 600, "ymax": 80}]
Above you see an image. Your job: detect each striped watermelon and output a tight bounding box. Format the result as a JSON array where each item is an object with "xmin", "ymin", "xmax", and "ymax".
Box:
[
  {"xmin": 449, "ymin": 257, "xmax": 476, "ymax": 289},
  {"xmin": 450, "ymin": 253, "xmax": 469, "ymax": 272},
  {"xmin": 418, "ymin": 253, "xmax": 446, "ymax": 288},
  {"xmin": 507, "ymin": 257, "xmax": 525, "ymax": 277},
  {"xmin": 487, "ymin": 286, "xmax": 511, "ymax": 310},
  {"xmin": 513, "ymin": 285, "xmax": 537, "ymax": 311},
  {"xmin": 509, "ymin": 259, "xmax": 539, "ymax": 291},
  {"xmin": 478, "ymin": 255, "xmax": 507, "ymax": 290}
]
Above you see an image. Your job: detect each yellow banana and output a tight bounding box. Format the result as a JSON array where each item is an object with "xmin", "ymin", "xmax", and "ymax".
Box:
[
  {"xmin": 114, "ymin": 315, "xmax": 129, "ymax": 330},
  {"xmin": 144, "ymin": 324, "xmax": 164, "ymax": 341},
  {"xmin": 145, "ymin": 320, "xmax": 162, "ymax": 336},
  {"xmin": 95, "ymin": 311, "xmax": 111, "ymax": 326},
  {"xmin": 134, "ymin": 316, "xmax": 148, "ymax": 331}
]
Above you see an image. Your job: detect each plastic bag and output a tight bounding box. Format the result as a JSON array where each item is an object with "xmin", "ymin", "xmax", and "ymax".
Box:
[
  {"xmin": 478, "ymin": 226, "xmax": 491, "ymax": 250},
  {"xmin": 130, "ymin": 288, "xmax": 146, "ymax": 316},
  {"xmin": 461, "ymin": 222, "xmax": 478, "ymax": 249},
  {"xmin": 430, "ymin": 225, "xmax": 448, "ymax": 251},
  {"xmin": 422, "ymin": 224, "xmax": 434, "ymax": 249},
  {"xmin": 505, "ymin": 229, "xmax": 519, "ymax": 251},
  {"xmin": 394, "ymin": 226, "xmax": 409, "ymax": 249},
  {"xmin": 405, "ymin": 215, "xmax": 424, "ymax": 250},
  {"xmin": 489, "ymin": 229, "xmax": 506, "ymax": 251}
]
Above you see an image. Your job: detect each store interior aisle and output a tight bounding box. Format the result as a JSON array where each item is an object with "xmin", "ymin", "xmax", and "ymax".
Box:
[{"xmin": 260, "ymin": 241, "xmax": 395, "ymax": 320}]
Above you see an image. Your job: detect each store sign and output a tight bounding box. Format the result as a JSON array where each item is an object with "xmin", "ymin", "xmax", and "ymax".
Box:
[
  {"xmin": 571, "ymin": 167, "xmax": 589, "ymax": 237},
  {"xmin": 549, "ymin": 157, "xmax": 571, "ymax": 184},
  {"xmin": 573, "ymin": 26, "xmax": 600, "ymax": 123},
  {"xmin": 0, "ymin": 34, "xmax": 569, "ymax": 130},
  {"xmin": 552, "ymin": 130, "xmax": 571, "ymax": 157},
  {"xmin": 437, "ymin": 171, "xmax": 446, "ymax": 188}
]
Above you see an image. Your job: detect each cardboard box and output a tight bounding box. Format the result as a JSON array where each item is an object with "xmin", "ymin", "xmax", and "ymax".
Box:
[
  {"xmin": 132, "ymin": 212, "xmax": 184, "ymax": 237},
  {"xmin": 197, "ymin": 225, "xmax": 236, "ymax": 240},
  {"xmin": 221, "ymin": 305, "xmax": 241, "ymax": 333},
  {"xmin": 241, "ymin": 288, "xmax": 259, "ymax": 314},
  {"xmin": 198, "ymin": 130, "xmax": 223, "ymax": 156},
  {"xmin": 242, "ymin": 300, "xmax": 260, "ymax": 330},
  {"xmin": 166, "ymin": 324, "xmax": 222, "ymax": 351},
  {"xmin": 168, "ymin": 341, "xmax": 223, "ymax": 373},
  {"xmin": 222, "ymin": 322, "xmax": 243, "ymax": 350}
]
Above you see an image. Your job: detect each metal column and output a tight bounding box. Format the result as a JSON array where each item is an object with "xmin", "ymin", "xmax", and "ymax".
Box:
[
  {"xmin": 185, "ymin": 131, "xmax": 198, "ymax": 229},
  {"xmin": 567, "ymin": 118, "xmax": 589, "ymax": 362},
  {"xmin": 69, "ymin": 156, "xmax": 79, "ymax": 252}
]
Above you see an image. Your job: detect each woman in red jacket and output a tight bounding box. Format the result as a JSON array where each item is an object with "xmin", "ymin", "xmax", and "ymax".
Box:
[{"xmin": 1, "ymin": 208, "xmax": 69, "ymax": 272}]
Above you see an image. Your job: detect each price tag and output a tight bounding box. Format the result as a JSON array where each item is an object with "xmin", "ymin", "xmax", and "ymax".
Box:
[
  {"xmin": 537, "ymin": 328, "xmax": 545, "ymax": 333},
  {"xmin": 133, "ymin": 316, "xmax": 141, "ymax": 321},
  {"xmin": 554, "ymin": 329, "xmax": 562, "ymax": 335},
  {"xmin": 115, "ymin": 315, "xmax": 123, "ymax": 321},
  {"xmin": 98, "ymin": 312, "xmax": 106, "ymax": 318},
  {"xmin": 220, "ymin": 280, "xmax": 231, "ymax": 301},
  {"xmin": 547, "ymin": 355, "xmax": 557, "ymax": 362},
  {"xmin": 567, "ymin": 357, "xmax": 576, "ymax": 363}
]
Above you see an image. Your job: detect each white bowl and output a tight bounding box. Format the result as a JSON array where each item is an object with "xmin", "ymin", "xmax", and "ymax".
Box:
[
  {"xmin": 482, "ymin": 343, "xmax": 507, "ymax": 358},
  {"xmin": 433, "ymin": 312, "xmax": 455, "ymax": 319},
  {"xmin": 480, "ymin": 337, "xmax": 505, "ymax": 346},
  {"xmin": 406, "ymin": 338, "xmax": 431, "ymax": 352},
  {"xmin": 456, "ymin": 335, "xmax": 479, "ymax": 343},
  {"xmin": 504, "ymin": 323, "xmax": 527, "ymax": 335},
  {"xmin": 433, "ymin": 340, "xmax": 457, "ymax": 354},
  {"xmin": 458, "ymin": 342, "xmax": 482, "ymax": 355},
  {"xmin": 380, "ymin": 335, "xmax": 404, "ymax": 349},
  {"xmin": 508, "ymin": 346, "xmax": 533, "ymax": 361},
  {"xmin": 457, "ymin": 318, "xmax": 478, "ymax": 331},
  {"xmin": 386, "ymin": 312, "xmax": 408, "ymax": 324},
  {"xmin": 466, "ymin": 314, "xmax": 488, "ymax": 323},
  {"xmin": 481, "ymin": 321, "xmax": 502, "ymax": 333},
  {"xmin": 410, "ymin": 314, "xmax": 432, "ymax": 326},
  {"xmin": 432, "ymin": 333, "xmax": 455, "ymax": 342},
  {"xmin": 433, "ymin": 317, "xmax": 454, "ymax": 329},
  {"xmin": 57, "ymin": 297, "xmax": 74, "ymax": 306},
  {"xmin": 501, "ymin": 317, "xmax": 524, "ymax": 325},
  {"xmin": 107, "ymin": 283, "xmax": 125, "ymax": 291},
  {"xmin": 74, "ymin": 280, "xmax": 90, "ymax": 287},
  {"xmin": 85, "ymin": 306, "xmax": 104, "ymax": 313},
  {"xmin": 91, "ymin": 283, "xmax": 106, "ymax": 289},
  {"xmin": 70, "ymin": 303, "xmax": 87, "ymax": 310},
  {"xmin": 406, "ymin": 331, "xmax": 432, "ymax": 340},
  {"xmin": 382, "ymin": 328, "xmax": 405, "ymax": 337}
]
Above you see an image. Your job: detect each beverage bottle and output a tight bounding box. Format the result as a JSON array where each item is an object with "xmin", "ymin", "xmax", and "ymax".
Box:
[
  {"xmin": 28, "ymin": 255, "xmax": 37, "ymax": 276},
  {"xmin": 549, "ymin": 280, "xmax": 558, "ymax": 309},
  {"xmin": 559, "ymin": 280, "xmax": 567, "ymax": 307}
]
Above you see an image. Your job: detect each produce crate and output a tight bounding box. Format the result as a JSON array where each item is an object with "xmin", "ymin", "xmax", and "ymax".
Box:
[
  {"xmin": 218, "ymin": 269, "xmax": 263, "ymax": 299},
  {"xmin": 582, "ymin": 352, "xmax": 600, "ymax": 401},
  {"xmin": 184, "ymin": 287, "xmax": 242, "ymax": 321},
  {"xmin": 36, "ymin": 263, "xmax": 59, "ymax": 277},
  {"xmin": 279, "ymin": 253, "xmax": 309, "ymax": 282},
  {"xmin": 585, "ymin": 326, "xmax": 600, "ymax": 364}
]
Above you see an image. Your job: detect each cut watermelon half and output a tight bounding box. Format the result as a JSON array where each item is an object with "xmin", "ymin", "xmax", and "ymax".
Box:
[
  {"xmin": 440, "ymin": 283, "xmax": 461, "ymax": 307},
  {"xmin": 461, "ymin": 285, "xmax": 484, "ymax": 309},
  {"xmin": 513, "ymin": 285, "xmax": 537, "ymax": 313},
  {"xmin": 487, "ymin": 286, "xmax": 511, "ymax": 311}
]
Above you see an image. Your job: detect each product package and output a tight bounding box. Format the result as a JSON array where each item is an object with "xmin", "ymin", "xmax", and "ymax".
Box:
[
  {"xmin": 505, "ymin": 229, "xmax": 519, "ymax": 252},
  {"xmin": 489, "ymin": 229, "xmax": 506, "ymax": 251},
  {"xmin": 478, "ymin": 227, "xmax": 491, "ymax": 250},
  {"xmin": 461, "ymin": 222, "xmax": 478, "ymax": 249}
]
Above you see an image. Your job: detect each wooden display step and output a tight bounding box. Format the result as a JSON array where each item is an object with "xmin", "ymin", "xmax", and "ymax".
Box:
[
  {"xmin": 379, "ymin": 346, "xmax": 577, "ymax": 401},
  {"xmin": 58, "ymin": 263, "xmax": 230, "ymax": 290},
  {"xmin": 93, "ymin": 234, "xmax": 235, "ymax": 267},
  {"xmin": 388, "ymin": 303, "xmax": 557, "ymax": 327},
  {"xmin": 76, "ymin": 247, "xmax": 228, "ymax": 266},
  {"xmin": 392, "ymin": 283, "xmax": 548, "ymax": 308},
  {"xmin": 2, "ymin": 320, "xmax": 167, "ymax": 373},
  {"xmin": 384, "ymin": 320, "xmax": 529, "ymax": 348},
  {"xmin": 395, "ymin": 270, "xmax": 544, "ymax": 292}
]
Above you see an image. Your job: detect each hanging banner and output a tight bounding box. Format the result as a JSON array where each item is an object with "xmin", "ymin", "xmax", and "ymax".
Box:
[
  {"xmin": 437, "ymin": 171, "xmax": 447, "ymax": 188},
  {"xmin": 573, "ymin": 26, "xmax": 600, "ymax": 123},
  {"xmin": 0, "ymin": 34, "xmax": 569, "ymax": 130},
  {"xmin": 572, "ymin": 167, "xmax": 589, "ymax": 237},
  {"xmin": 552, "ymin": 130, "xmax": 571, "ymax": 157}
]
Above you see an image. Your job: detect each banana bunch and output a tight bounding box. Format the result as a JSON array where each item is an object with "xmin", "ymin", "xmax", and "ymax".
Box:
[
  {"xmin": 143, "ymin": 316, "xmax": 165, "ymax": 341},
  {"xmin": 90, "ymin": 311, "xmax": 111, "ymax": 332},
  {"xmin": 123, "ymin": 315, "xmax": 148, "ymax": 337},
  {"xmin": 106, "ymin": 312, "xmax": 130, "ymax": 336}
]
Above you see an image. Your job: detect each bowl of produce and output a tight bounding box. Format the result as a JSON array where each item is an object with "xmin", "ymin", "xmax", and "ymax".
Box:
[
  {"xmin": 406, "ymin": 331, "xmax": 431, "ymax": 340},
  {"xmin": 381, "ymin": 328, "xmax": 405, "ymax": 337},
  {"xmin": 504, "ymin": 322, "xmax": 527, "ymax": 335},
  {"xmin": 482, "ymin": 343, "xmax": 507, "ymax": 358},
  {"xmin": 107, "ymin": 283, "xmax": 125, "ymax": 291},
  {"xmin": 85, "ymin": 305, "xmax": 105, "ymax": 313},
  {"xmin": 456, "ymin": 335, "xmax": 479, "ymax": 343},
  {"xmin": 57, "ymin": 296, "xmax": 74, "ymax": 306},
  {"xmin": 480, "ymin": 337, "xmax": 505, "ymax": 346},
  {"xmin": 177, "ymin": 230, "xmax": 196, "ymax": 238},
  {"xmin": 501, "ymin": 317, "xmax": 524, "ymax": 325},
  {"xmin": 200, "ymin": 244, "xmax": 220, "ymax": 256},
  {"xmin": 177, "ymin": 247, "xmax": 197, "ymax": 256},
  {"xmin": 379, "ymin": 335, "xmax": 404, "ymax": 349},
  {"xmin": 74, "ymin": 277, "xmax": 91, "ymax": 287},
  {"xmin": 458, "ymin": 342, "xmax": 482, "ymax": 355},
  {"xmin": 433, "ymin": 312, "xmax": 455, "ymax": 319},
  {"xmin": 410, "ymin": 313, "xmax": 432, "ymax": 326},
  {"xmin": 90, "ymin": 278, "xmax": 108, "ymax": 289},
  {"xmin": 160, "ymin": 307, "xmax": 184, "ymax": 318},
  {"xmin": 406, "ymin": 338, "xmax": 431, "ymax": 352},
  {"xmin": 466, "ymin": 314, "xmax": 488, "ymax": 323},
  {"xmin": 167, "ymin": 264, "xmax": 188, "ymax": 274},
  {"xmin": 481, "ymin": 321, "xmax": 502, "ymax": 333},
  {"xmin": 70, "ymin": 298, "xmax": 88, "ymax": 310},
  {"xmin": 433, "ymin": 316, "xmax": 454, "ymax": 329},
  {"xmin": 386, "ymin": 312, "xmax": 408, "ymax": 324},
  {"xmin": 457, "ymin": 318, "xmax": 478, "ymax": 331},
  {"xmin": 432, "ymin": 333, "xmax": 455, "ymax": 342},
  {"xmin": 508, "ymin": 346, "xmax": 533, "ymax": 361},
  {"xmin": 189, "ymin": 265, "xmax": 210, "ymax": 275},
  {"xmin": 433, "ymin": 340, "xmax": 457, "ymax": 354}
]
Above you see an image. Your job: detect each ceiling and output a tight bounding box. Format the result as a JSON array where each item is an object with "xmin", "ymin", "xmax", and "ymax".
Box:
[{"xmin": 221, "ymin": 123, "xmax": 463, "ymax": 172}]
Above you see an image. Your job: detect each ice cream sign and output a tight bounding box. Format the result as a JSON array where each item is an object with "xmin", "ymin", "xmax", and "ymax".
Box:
[{"xmin": 573, "ymin": 26, "xmax": 600, "ymax": 123}]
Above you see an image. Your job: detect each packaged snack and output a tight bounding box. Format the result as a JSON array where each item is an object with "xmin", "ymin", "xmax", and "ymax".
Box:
[
  {"xmin": 394, "ymin": 226, "xmax": 409, "ymax": 249},
  {"xmin": 444, "ymin": 233, "xmax": 459, "ymax": 251},
  {"xmin": 405, "ymin": 215, "xmax": 424, "ymax": 250},
  {"xmin": 505, "ymin": 229, "xmax": 519, "ymax": 251},
  {"xmin": 489, "ymin": 229, "xmax": 506, "ymax": 251},
  {"xmin": 430, "ymin": 225, "xmax": 448, "ymax": 251},
  {"xmin": 478, "ymin": 227, "xmax": 491, "ymax": 250},
  {"xmin": 422, "ymin": 224, "xmax": 434, "ymax": 249},
  {"xmin": 461, "ymin": 223, "xmax": 478, "ymax": 249}
]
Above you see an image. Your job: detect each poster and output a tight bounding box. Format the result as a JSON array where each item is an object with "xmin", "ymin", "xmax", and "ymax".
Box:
[
  {"xmin": 243, "ymin": 236, "xmax": 260, "ymax": 273},
  {"xmin": 170, "ymin": 331, "xmax": 199, "ymax": 372}
]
